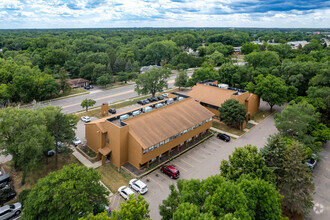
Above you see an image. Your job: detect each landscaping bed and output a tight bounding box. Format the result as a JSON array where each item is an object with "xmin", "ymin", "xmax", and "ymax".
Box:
[
  {"xmin": 79, "ymin": 145, "xmax": 97, "ymax": 158},
  {"xmin": 251, "ymin": 109, "xmax": 275, "ymax": 123}
]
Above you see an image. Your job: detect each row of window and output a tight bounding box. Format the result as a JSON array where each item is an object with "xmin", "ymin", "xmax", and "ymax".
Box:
[{"xmin": 142, "ymin": 117, "xmax": 212, "ymax": 154}]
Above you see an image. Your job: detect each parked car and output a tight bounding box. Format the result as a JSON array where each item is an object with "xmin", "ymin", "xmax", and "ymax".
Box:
[
  {"xmin": 89, "ymin": 85, "xmax": 94, "ymax": 89},
  {"xmin": 72, "ymin": 137, "xmax": 82, "ymax": 146},
  {"xmin": 148, "ymin": 97, "xmax": 157, "ymax": 102},
  {"xmin": 217, "ymin": 133, "xmax": 230, "ymax": 142},
  {"xmin": 118, "ymin": 186, "xmax": 135, "ymax": 200},
  {"xmin": 157, "ymin": 96, "xmax": 164, "ymax": 100},
  {"xmin": 0, "ymin": 174, "xmax": 10, "ymax": 189},
  {"xmin": 0, "ymin": 202, "xmax": 21, "ymax": 219},
  {"xmin": 84, "ymin": 85, "xmax": 90, "ymax": 90},
  {"xmin": 129, "ymin": 179, "xmax": 148, "ymax": 194},
  {"xmin": 0, "ymin": 185, "xmax": 16, "ymax": 204},
  {"xmin": 137, "ymin": 100, "xmax": 146, "ymax": 105},
  {"xmin": 81, "ymin": 116, "xmax": 91, "ymax": 123},
  {"xmin": 162, "ymin": 93, "xmax": 168, "ymax": 98},
  {"xmin": 108, "ymin": 108, "xmax": 116, "ymax": 114},
  {"xmin": 144, "ymin": 99, "xmax": 150, "ymax": 104},
  {"xmin": 161, "ymin": 165, "xmax": 180, "ymax": 179},
  {"xmin": 306, "ymin": 154, "xmax": 317, "ymax": 170},
  {"xmin": 47, "ymin": 149, "xmax": 55, "ymax": 157}
]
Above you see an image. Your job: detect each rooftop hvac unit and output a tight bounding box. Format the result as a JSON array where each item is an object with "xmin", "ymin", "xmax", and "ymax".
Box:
[
  {"xmin": 132, "ymin": 110, "xmax": 141, "ymax": 116},
  {"xmin": 120, "ymin": 114, "xmax": 129, "ymax": 121},
  {"xmin": 143, "ymin": 106, "xmax": 152, "ymax": 113},
  {"xmin": 167, "ymin": 98, "xmax": 174, "ymax": 104},
  {"xmin": 218, "ymin": 84, "xmax": 229, "ymax": 89},
  {"xmin": 155, "ymin": 103, "xmax": 164, "ymax": 109},
  {"xmin": 178, "ymin": 97, "xmax": 184, "ymax": 101}
]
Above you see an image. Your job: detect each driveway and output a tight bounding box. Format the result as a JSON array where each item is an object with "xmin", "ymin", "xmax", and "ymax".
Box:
[{"xmin": 306, "ymin": 141, "xmax": 330, "ymax": 220}]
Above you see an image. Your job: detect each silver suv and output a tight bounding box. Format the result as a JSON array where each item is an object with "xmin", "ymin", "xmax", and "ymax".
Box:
[{"xmin": 0, "ymin": 202, "xmax": 22, "ymax": 219}]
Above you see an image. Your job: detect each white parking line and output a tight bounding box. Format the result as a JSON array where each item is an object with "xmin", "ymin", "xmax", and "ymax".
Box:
[
  {"xmin": 172, "ymin": 163, "xmax": 187, "ymax": 172},
  {"xmin": 147, "ymin": 176, "xmax": 164, "ymax": 189},
  {"xmin": 186, "ymin": 154, "xmax": 202, "ymax": 163},
  {"xmin": 179, "ymin": 158, "xmax": 194, "ymax": 167}
]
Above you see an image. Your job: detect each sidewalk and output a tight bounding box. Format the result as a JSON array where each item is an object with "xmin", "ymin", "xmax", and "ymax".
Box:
[{"xmin": 72, "ymin": 149, "xmax": 102, "ymax": 169}]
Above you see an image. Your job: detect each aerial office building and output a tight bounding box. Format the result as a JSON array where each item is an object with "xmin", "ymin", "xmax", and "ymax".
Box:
[{"xmin": 85, "ymin": 97, "xmax": 214, "ymax": 170}]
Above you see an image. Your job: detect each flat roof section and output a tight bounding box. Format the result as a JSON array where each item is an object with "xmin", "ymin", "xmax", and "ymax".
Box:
[{"xmin": 125, "ymin": 98, "xmax": 214, "ymax": 149}]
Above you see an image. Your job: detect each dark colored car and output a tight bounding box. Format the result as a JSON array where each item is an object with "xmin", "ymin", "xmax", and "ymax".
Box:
[
  {"xmin": 108, "ymin": 108, "xmax": 116, "ymax": 114},
  {"xmin": 84, "ymin": 86, "xmax": 90, "ymax": 90},
  {"xmin": 0, "ymin": 185, "xmax": 16, "ymax": 203},
  {"xmin": 157, "ymin": 96, "xmax": 164, "ymax": 100},
  {"xmin": 161, "ymin": 165, "xmax": 180, "ymax": 179},
  {"xmin": 148, "ymin": 97, "xmax": 157, "ymax": 102},
  {"xmin": 137, "ymin": 100, "xmax": 145, "ymax": 105},
  {"xmin": 144, "ymin": 99, "xmax": 150, "ymax": 104},
  {"xmin": 217, "ymin": 133, "xmax": 230, "ymax": 142}
]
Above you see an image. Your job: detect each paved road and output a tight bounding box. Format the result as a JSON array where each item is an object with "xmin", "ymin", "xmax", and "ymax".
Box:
[
  {"xmin": 306, "ymin": 141, "xmax": 330, "ymax": 220},
  {"xmin": 109, "ymin": 101, "xmax": 282, "ymax": 219},
  {"xmin": 31, "ymin": 71, "xmax": 194, "ymax": 114}
]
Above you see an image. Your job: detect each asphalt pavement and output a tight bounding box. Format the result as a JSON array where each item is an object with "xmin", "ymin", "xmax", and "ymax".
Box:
[{"xmin": 28, "ymin": 71, "xmax": 193, "ymax": 114}]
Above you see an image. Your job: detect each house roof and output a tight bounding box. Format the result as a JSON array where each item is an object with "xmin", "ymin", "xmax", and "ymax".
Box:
[
  {"xmin": 124, "ymin": 98, "xmax": 214, "ymax": 148},
  {"xmin": 68, "ymin": 78, "xmax": 89, "ymax": 85},
  {"xmin": 188, "ymin": 84, "xmax": 236, "ymax": 107}
]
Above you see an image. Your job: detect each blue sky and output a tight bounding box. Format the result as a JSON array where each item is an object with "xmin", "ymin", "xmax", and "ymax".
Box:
[{"xmin": 0, "ymin": 0, "xmax": 329, "ymax": 29}]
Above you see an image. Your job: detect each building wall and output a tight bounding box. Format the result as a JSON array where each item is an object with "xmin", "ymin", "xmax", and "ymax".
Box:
[
  {"xmin": 204, "ymin": 106, "xmax": 220, "ymax": 116},
  {"xmin": 86, "ymin": 123, "xmax": 103, "ymax": 153},
  {"xmin": 246, "ymin": 94, "xmax": 260, "ymax": 116}
]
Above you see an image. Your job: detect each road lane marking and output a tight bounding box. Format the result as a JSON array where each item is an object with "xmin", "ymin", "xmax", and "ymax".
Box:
[
  {"xmin": 147, "ymin": 176, "xmax": 164, "ymax": 189},
  {"xmin": 61, "ymin": 90, "xmax": 134, "ymax": 109},
  {"xmin": 200, "ymin": 147, "xmax": 213, "ymax": 155},
  {"xmin": 186, "ymin": 154, "xmax": 202, "ymax": 163},
  {"xmin": 172, "ymin": 163, "xmax": 187, "ymax": 172},
  {"xmin": 179, "ymin": 158, "xmax": 194, "ymax": 167}
]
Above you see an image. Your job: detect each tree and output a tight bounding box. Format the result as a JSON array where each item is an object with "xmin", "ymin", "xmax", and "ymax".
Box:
[
  {"xmin": 246, "ymin": 74, "xmax": 289, "ymax": 111},
  {"xmin": 188, "ymin": 63, "xmax": 218, "ymax": 86},
  {"xmin": 174, "ymin": 71, "xmax": 188, "ymax": 90},
  {"xmin": 117, "ymin": 72, "xmax": 129, "ymax": 84},
  {"xmin": 23, "ymin": 164, "xmax": 109, "ymax": 219},
  {"xmin": 277, "ymin": 142, "xmax": 314, "ymax": 216},
  {"xmin": 241, "ymin": 42, "xmax": 259, "ymax": 55},
  {"xmin": 97, "ymin": 74, "xmax": 111, "ymax": 88},
  {"xmin": 57, "ymin": 67, "xmax": 70, "ymax": 91},
  {"xmin": 81, "ymin": 98, "xmax": 96, "ymax": 112},
  {"xmin": 159, "ymin": 184, "xmax": 180, "ymax": 220},
  {"xmin": 205, "ymin": 51, "xmax": 226, "ymax": 66},
  {"xmin": 42, "ymin": 106, "xmax": 78, "ymax": 169},
  {"xmin": 275, "ymin": 102, "xmax": 318, "ymax": 139},
  {"xmin": 219, "ymin": 99, "xmax": 246, "ymax": 129},
  {"xmin": 220, "ymin": 145, "xmax": 275, "ymax": 184},
  {"xmin": 260, "ymin": 133, "xmax": 287, "ymax": 185},
  {"xmin": 218, "ymin": 63, "xmax": 239, "ymax": 86},
  {"xmin": 135, "ymin": 68, "xmax": 170, "ymax": 97},
  {"xmin": 111, "ymin": 194, "xmax": 150, "ymax": 220},
  {"xmin": 0, "ymin": 108, "xmax": 53, "ymax": 184},
  {"xmin": 244, "ymin": 51, "xmax": 280, "ymax": 69}
]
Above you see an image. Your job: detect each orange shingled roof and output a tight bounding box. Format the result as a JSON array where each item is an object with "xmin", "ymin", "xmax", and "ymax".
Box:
[
  {"xmin": 188, "ymin": 84, "xmax": 236, "ymax": 107},
  {"xmin": 125, "ymin": 98, "xmax": 214, "ymax": 148}
]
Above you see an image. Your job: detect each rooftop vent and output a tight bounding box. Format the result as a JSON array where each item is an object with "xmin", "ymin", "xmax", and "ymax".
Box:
[{"xmin": 218, "ymin": 84, "xmax": 229, "ymax": 89}]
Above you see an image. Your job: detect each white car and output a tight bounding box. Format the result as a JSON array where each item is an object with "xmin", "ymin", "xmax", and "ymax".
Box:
[
  {"xmin": 118, "ymin": 186, "xmax": 135, "ymax": 200},
  {"xmin": 129, "ymin": 179, "xmax": 148, "ymax": 194},
  {"xmin": 0, "ymin": 202, "xmax": 22, "ymax": 219},
  {"xmin": 162, "ymin": 93, "xmax": 168, "ymax": 98},
  {"xmin": 72, "ymin": 137, "xmax": 82, "ymax": 146},
  {"xmin": 81, "ymin": 116, "xmax": 91, "ymax": 123}
]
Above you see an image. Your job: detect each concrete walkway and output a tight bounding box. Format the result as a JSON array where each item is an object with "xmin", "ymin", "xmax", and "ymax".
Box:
[
  {"xmin": 72, "ymin": 149, "xmax": 102, "ymax": 169},
  {"xmin": 210, "ymin": 127, "xmax": 240, "ymax": 139}
]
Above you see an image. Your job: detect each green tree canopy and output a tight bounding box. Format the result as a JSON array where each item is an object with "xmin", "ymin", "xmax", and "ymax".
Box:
[
  {"xmin": 277, "ymin": 142, "xmax": 314, "ymax": 216},
  {"xmin": 220, "ymin": 145, "xmax": 276, "ymax": 184},
  {"xmin": 174, "ymin": 71, "xmax": 188, "ymax": 90},
  {"xmin": 246, "ymin": 74, "xmax": 291, "ymax": 111},
  {"xmin": 244, "ymin": 51, "xmax": 280, "ymax": 69},
  {"xmin": 81, "ymin": 98, "xmax": 96, "ymax": 112},
  {"xmin": 219, "ymin": 99, "xmax": 246, "ymax": 129},
  {"xmin": 241, "ymin": 42, "xmax": 259, "ymax": 55},
  {"xmin": 97, "ymin": 74, "xmax": 111, "ymax": 88},
  {"xmin": 135, "ymin": 68, "xmax": 170, "ymax": 97},
  {"xmin": 23, "ymin": 164, "xmax": 109, "ymax": 220}
]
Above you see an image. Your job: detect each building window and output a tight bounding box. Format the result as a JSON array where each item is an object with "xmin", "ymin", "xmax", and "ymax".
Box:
[
  {"xmin": 154, "ymin": 144, "xmax": 159, "ymax": 149},
  {"xmin": 165, "ymin": 138, "xmax": 169, "ymax": 144},
  {"xmin": 180, "ymin": 142, "xmax": 184, "ymax": 146},
  {"xmin": 195, "ymin": 134, "xmax": 199, "ymax": 138},
  {"xmin": 151, "ymin": 157, "xmax": 157, "ymax": 162},
  {"xmin": 105, "ymin": 138, "xmax": 109, "ymax": 143},
  {"xmin": 143, "ymin": 149, "xmax": 148, "ymax": 154},
  {"xmin": 187, "ymin": 138, "xmax": 192, "ymax": 142},
  {"xmin": 170, "ymin": 136, "xmax": 174, "ymax": 141},
  {"xmin": 150, "ymin": 146, "xmax": 154, "ymax": 151},
  {"xmin": 160, "ymin": 141, "xmax": 164, "ymax": 146}
]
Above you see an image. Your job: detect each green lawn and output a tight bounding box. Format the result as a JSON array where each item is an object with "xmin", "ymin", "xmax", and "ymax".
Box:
[
  {"xmin": 212, "ymin": 121, "xmax": 245, "ymax": 136},
  {"xmin": 97, "ymin": 164, "xmax": 132, "ymax": 193},
  {"xmin": 251, "ymin": 109, "xmax": 275, "ymax": 123}
]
